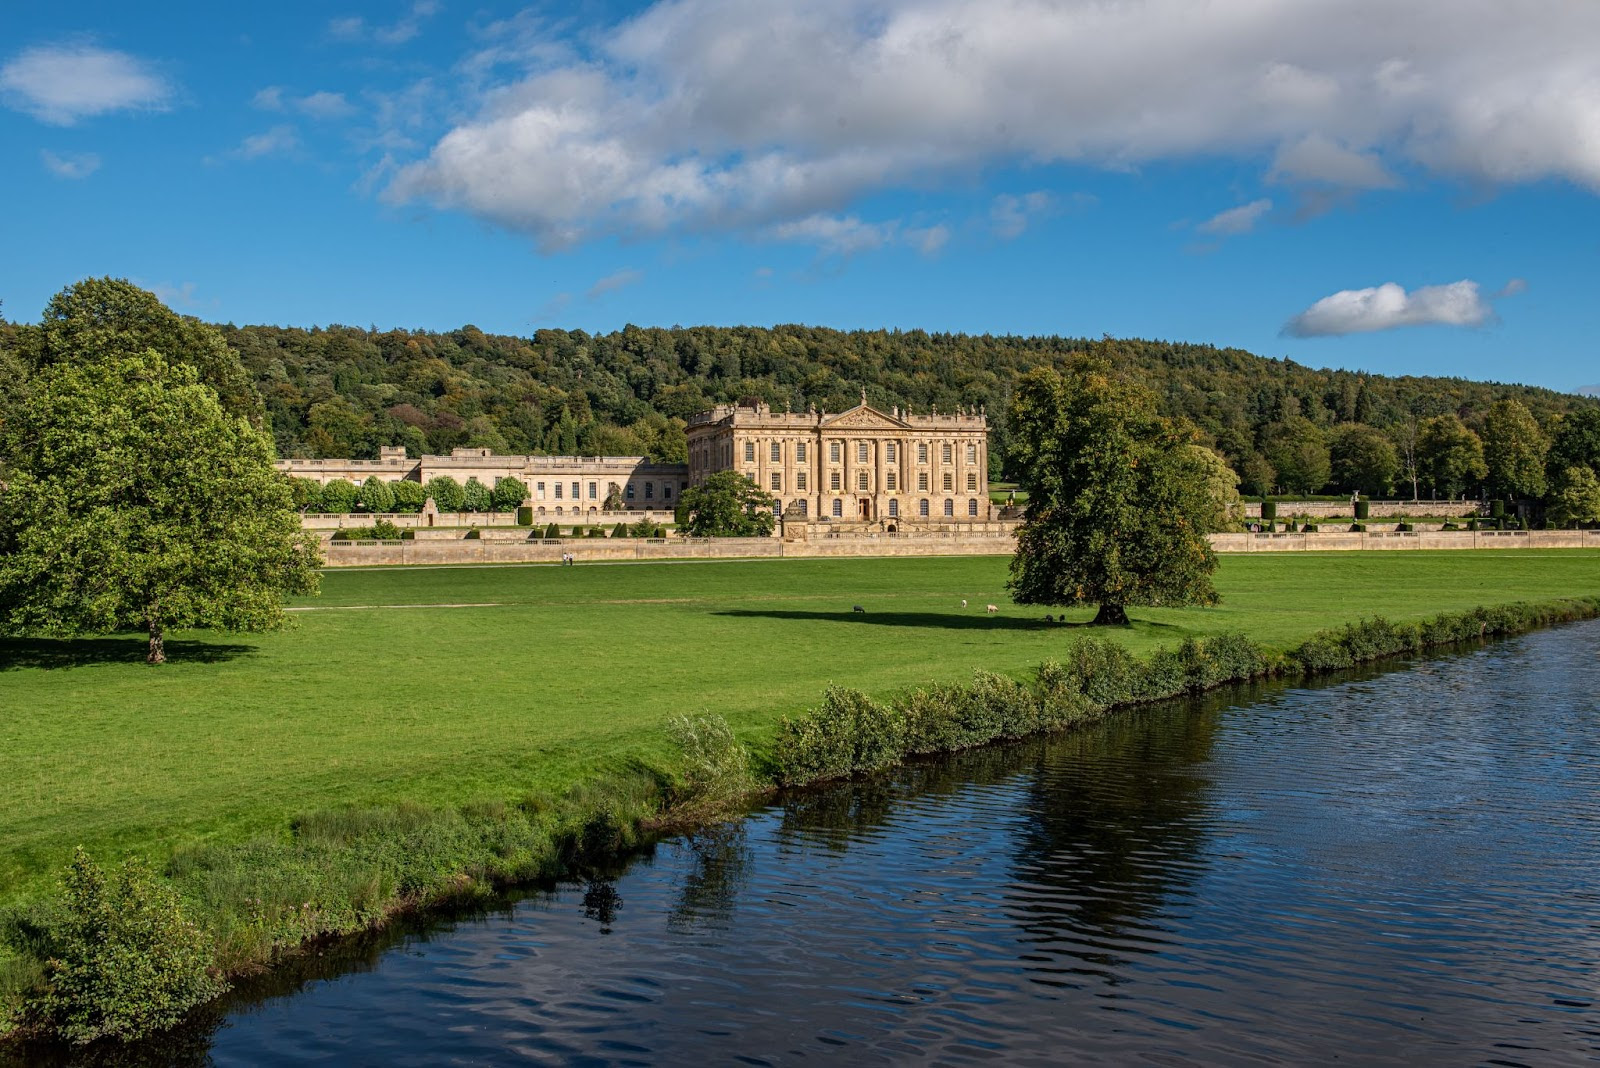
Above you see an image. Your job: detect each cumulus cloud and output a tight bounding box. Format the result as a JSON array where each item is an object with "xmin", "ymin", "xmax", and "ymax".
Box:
[
  {"xmin": 387, "ymin": 0, "xmax": 1600, "ymax": 251},
  {"xmin": 1197, "ymin": 198, "xmax": 1273, "ymax": 236},
  {"xmin": 770, "ymin": 214, "xmax": 896, "ymax": 257},
  {"xmin": 1284, "ymin": 280, "xmax": 1495, "ymax": 337},
  {"xmin": 585, "ymin": 268, "xmax": 643, "ymax": 300},
  {"xmin": 40, "ymin": 149, "xmax": 100, "ymax": 179},
  {"xmin": 1, "ymin": 44, "xmax": 172, "ymax": 125}
]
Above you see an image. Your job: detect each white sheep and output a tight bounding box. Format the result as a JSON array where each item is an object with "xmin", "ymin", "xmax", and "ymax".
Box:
[
  {"xmin": 961, "ymin": 599, "xmax": 968, "ymax": 608},
  {"xmin": 985, "ymin": 604, "xmax": 998, "ymax": 614}
]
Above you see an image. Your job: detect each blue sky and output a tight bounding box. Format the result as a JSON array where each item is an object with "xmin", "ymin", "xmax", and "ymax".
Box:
[{"xmin": 3, "ymin": 0, "xmax": 1597, "ymax": 392}]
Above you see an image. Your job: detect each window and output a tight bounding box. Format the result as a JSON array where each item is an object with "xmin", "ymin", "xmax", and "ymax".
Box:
[
  {"xmin": 944, "ymin": 499, "xmax": 954, "ymax": 517},
  {"xmin": 626, "ymin": 484, "xmax": 635, "ymax": 499},
  {"xmin": 967, "ymin": 473, "xmax": 978, "ymax": 492},
  {"xmin": 797, "ymin": 441, "xmax": 807, "ymax": 462},
  {"xmin": 857, "ymin": 442, "xmax": 869, "ymax": 462},
  {"xmin": 967, "ymin": 444, "xmax": 977, "ymax": 464},
  {"xmin": 968, "ymin": 499, "xmax": 979, "ymax": 516},
  {"xmin": 888, "ymin": 499, "xmax": 899, "ymax": 517},
  {"xmin": 770, "ymin": 472, "xmax": 781, "ymax": 491},
  {"xmin": 886, "ymin": 472, "xmax": 897, "ymax": 491},
  {"xmin": 918, "ymin": 472, "xmax": 929, "ymax": 491},
  {"xmin": 745, "ymin": 441, "xmax": 755, "ymax": 462},
  {"xmin": 571, "ymin": 482, "xmax": 579, "ymax": 500},
  {"xmin": 830, "ymin": 471, "xmax": 841, "ymax": 491},
  {"xmin": 942, "ymin": 443, "xmax": 952, "ymax": 464},
  {"xmin": 555, "ymin": 482, "xmax": 563, "ymax": 499},
  {"xmin": 886, "ymin": 443, "xmax": 896, "ymax": 462},
  {"xmin": 830, "ymin": 441, "xmax": 840, "ymax": 463},
  {"xmin": 919, "ymin": 499, "xmax": 930, "ymax": 517},
  {"xmin": 943, "ymin": 473, "xmax": 953, "ymax": 492},
  {"xmin": 645, "ymin": 482, "xmax": 654, "ymax": 499},
  {"xmin": 797, "ymin": 500, "xmax": 808, "ymax": 515},
  {"xmin": 796, "ymin": 472, "xmax": 808, "ymax": 490},
  {"xmin": 918, "ymin": 443, "xmax": 928, "ymax": 463},
  {"xmin": 857, "ymin": 471, "xmax": 869, "ymax": 491},
  {"xmin": 771, "ymin": 441, "xmax": 781, "ymax": 462},
  {"xmin": 664, "ymin": 485, "xmax": 672, "ymax": 499},
  {"xmin": 536, "ymin": 482, "xmax": 546, "ymax": 499},
  {"xmin": 832, "ymin": 499, "xmax": 843, "ymax": 517},
  {"xmin": 588, "ymin": 482, "xmax": 597, "ymax": 499}
]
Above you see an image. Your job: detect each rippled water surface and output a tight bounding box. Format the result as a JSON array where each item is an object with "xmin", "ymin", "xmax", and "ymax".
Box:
[{"xmin": 21, "ymin": 622, "xmax": 1600, "ymax": 1065}]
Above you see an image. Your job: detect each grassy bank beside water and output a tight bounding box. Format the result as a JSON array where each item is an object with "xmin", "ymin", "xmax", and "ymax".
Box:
[{"xmin": 3, "ymin": 550, "xmax": 1600, "ymax": 1041}]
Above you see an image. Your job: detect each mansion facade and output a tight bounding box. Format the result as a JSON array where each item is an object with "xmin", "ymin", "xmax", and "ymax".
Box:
[
  {"xmin": 277, "ymin": 399, "xmax": 991, "ymax": 526},
  {"xmin": 686, "ymin": 399, "xmax": 991, "ymax": 524}
]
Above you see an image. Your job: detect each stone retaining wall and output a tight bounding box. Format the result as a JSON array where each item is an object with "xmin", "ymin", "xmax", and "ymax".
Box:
[
  {"xmin": 319, "ymin": 527, "xmax": 1600, "ymax": 566},
  {"xmin": 1242, "ymin": 500, "xmax": 1482, "ymax": 519}
]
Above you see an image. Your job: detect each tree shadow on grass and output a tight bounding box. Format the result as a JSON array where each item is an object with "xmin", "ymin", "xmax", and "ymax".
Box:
[
  {"xmin": 715, "ymin": 609, "xmax": 1188, "ymax": 633},
  {"xmin": 0, "ymin": 636, "xmax": 258, "ymax": 671}
]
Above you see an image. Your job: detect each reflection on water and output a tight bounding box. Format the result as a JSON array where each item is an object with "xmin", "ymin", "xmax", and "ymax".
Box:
[{"xmin": 10, "ymin": 623, "xmax": 1600, "ymax": 1066}]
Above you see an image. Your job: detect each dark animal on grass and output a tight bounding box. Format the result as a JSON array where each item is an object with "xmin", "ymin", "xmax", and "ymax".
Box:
[{"xmin": 852, "ymin": 605, "xmax": 866, "ymax": 614}]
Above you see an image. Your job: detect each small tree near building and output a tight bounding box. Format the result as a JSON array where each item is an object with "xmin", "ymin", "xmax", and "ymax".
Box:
[
  {"xmin": 0, "ymin": 351, "xmax": 321, "ymax": 663},
  {"xmin": 1006, "ymin": 360, "xmax": 1219, "ymax": 626},
  {"xmin": 358, "ymin": 475, "xmax": 395, "ymax": 514},
  {"xmin": 491, "ymin": 476, "xmax": 528, "ymax": 511},
  {"xmin": 390, "ymin": 479, "xmax": 426, "ymax": 513},
  {"xmin": 318, "ymin": 477, "xmax": 358, "ymax": 514},
  {"xmin": 1482, "ymin": 399, "xmax": 1548, "ymax": 500},
  {"xmin": 462, "ymin": 477, "xmax": 492, "ymax": 512},
  {"xmin": 1417, "ymin": 414, "xmax": 1487, "ymax": 498},
  {"xmin": 677, "ymin": 471, "xmax": 775, "ymax": 537},
  {"xmin": 425, "ymin": 475, "xmax": 465, "ymax": 512}
]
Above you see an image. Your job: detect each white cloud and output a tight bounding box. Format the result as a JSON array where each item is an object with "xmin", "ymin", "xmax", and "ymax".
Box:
[
  {"xmin": 215, "ymin": 124, "xmax": 301, "ymax": 162},
  {"xmin": 388, "ymin": 0, "xmax": 1600, "ymax": 251},
  {"xmin": 330, "ymin": 2, "xmax": 440, "ymax": 46},
  {"xmin": 907, "ymin": 224, "xmax": 950, "ymax": 256},
  {"xmin": 1, "ymin": 44, "xmax": 172, "ymax": 125},
  {"xmin": 990, "ymin": 192, "xmax": 1054, "ymax": 240},
  {"xmin": 1197, "ymin": 198, "xmax": 1273, "ymax": 236},
  {"xmin": 1495, "ymin": 277, "xmax": 1528, "ymax": 298},
  {"xmin": 255, "ymin": 86, "xmax": 354, "ymax": 120},
  {"xmin": 40, "ymin": 149, "xmax": 100, "ymax": 179},
  {"xmin": 1284, "ymin": 280, "xmax": 1494, "ymax": 337},
  {"xmin": 585, "ymin": 268, "xmax": 643, "ymax": 300},
  {"xmin": 770, "ymin": 214, "xmax": 896, "ymax": 257}
]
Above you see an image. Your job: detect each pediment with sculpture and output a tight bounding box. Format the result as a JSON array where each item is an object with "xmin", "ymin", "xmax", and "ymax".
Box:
[{"xmin": 818, "ymin": 404, "xmax": 912, "ymax": 432}]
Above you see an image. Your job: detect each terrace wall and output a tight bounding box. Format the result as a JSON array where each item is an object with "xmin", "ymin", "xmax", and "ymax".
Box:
[{"xmin": 317, "ymin": 527, "xmax": 1600, "ymax": 566}]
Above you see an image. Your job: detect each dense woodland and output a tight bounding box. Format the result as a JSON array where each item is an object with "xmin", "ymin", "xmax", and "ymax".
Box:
[{"xmin": 4, "ymin": 289, "xmax": 1599, "ymax": 503}]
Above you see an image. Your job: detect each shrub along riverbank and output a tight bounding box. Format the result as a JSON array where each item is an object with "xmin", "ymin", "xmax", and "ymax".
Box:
[
  {"xmin": 4, "ymin": 591, "xmax": 1600, "ymax": 1046},
  {"xmin": 3, "ymin": 556, "xmax": 1600, "ymax": 1048}
]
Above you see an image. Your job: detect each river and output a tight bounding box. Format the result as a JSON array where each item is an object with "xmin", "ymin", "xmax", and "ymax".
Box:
[{"xmin": 14, "ymin": 620, "xmax": 1600, "ymax": 1065}]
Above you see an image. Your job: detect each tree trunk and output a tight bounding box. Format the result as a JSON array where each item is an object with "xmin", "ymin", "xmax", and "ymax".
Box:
[
  {"xmin": 1091, "ymin": 603, "xmax": 1130, "ymax": 626},
  {"xmin": 147, "ymin": 617, "xmax": 165, "ymax": 665}
]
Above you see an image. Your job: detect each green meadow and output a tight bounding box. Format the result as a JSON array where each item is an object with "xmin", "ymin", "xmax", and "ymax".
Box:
[{"xmin": 3, "ymin": 550, "xmax": 1599, "ymax": 906}]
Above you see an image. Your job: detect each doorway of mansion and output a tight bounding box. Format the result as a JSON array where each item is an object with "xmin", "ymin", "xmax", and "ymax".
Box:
[{"xmin": 858, "ymin": 498, "xmax": 872, "ymax": 520}]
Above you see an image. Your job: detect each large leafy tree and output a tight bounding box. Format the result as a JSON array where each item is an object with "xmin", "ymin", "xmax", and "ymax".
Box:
[
  {"xmin": 0, "ymin": 351, "xmax": 320, "ymax": 663},
  {"xmin": 1482, "ymin": 399, "xmax": 1548, "ymax": 500},
  {"xmin": 1007, "ymin": 360, "xmax": 1218, "ymax": 626},
  {"xmin": 1548, "ymin": 466, "xmax": 1600, "ymax": 528},
  {"xmin": 1547, "ymin": 408, "xmax": 1600, "ymax": 481},
  {"xmin": 677, "ymin": 471, "xmax": 775, "ymax": 537},
  {"xmin": 35, "ymin": 278, "xmax": 262, "ymax": 425},
  {"xmin": 1260, "ymin": 416, "xmax": 1331, "ymax": 494},
  {"xmin": 1417, "ymin": 414, "xmax": 1487, "ymax": 498},
  {"xmin": 1329, "ymin": 424, "xmax": 1398, "ymax": 497}
]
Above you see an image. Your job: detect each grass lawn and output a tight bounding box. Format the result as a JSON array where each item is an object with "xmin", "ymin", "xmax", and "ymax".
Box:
[{"xmin": 3, "ymin": 550, "xmax": 1598, "ymax": 906}]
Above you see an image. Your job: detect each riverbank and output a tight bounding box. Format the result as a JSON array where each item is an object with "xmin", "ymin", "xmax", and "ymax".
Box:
[{"xmin": 4, "ymin": 552, "xmax": 1600, "ymax": 1042}]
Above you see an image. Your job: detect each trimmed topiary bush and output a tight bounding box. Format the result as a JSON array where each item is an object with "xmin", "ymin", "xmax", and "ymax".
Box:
[
  {"xmin": 516, "ymin": 506, "xmax": 534, "ymax": 527},
  {"xmin": 612, "ymin": 522, "xmax": 629, "ymax": 538},
  {"xmin": 461, "ymin": 478, "xmax": 492, "ymax": 513},
  {"xmin": 318, "ymin": 478, "xmax": 358, "ymax": 514},
  {"xmin": 390, "ymin": 479, "xmax": 426, "ymax": 514},
  {"xmin": 1354, "ymin": 498, "xmax": 1370, "ymax": 520},
  {"xmin": 357, "ymin": 476, "xmax": 395, "ymax": 514},
  {"xmin": 424, "ymin": 476, "xmax": 464, "ymax": 513},
  {"xmin": 492, "ymin": 477, "xmax": 529, "ymax": 512},
  {"xmin": 1261, "ymin": 501, "xmax": 1278, "ymax": 522},
  {"xmin": 543, "ymin": 522, "xmax": 561, "ymax": 539}
]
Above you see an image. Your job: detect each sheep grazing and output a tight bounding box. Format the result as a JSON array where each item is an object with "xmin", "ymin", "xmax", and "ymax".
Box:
[
  {"xmin": 1044, "ymin": 614, "xmax": 1054, "ymax": 623},
  {"xmin": 985, "ymin": 604, "xmax": 998, "ymax": 614},
  {"xmin": 852, "ymin": 605, "xmax": 866, "ymax": 614},
  {"xmin": 960, "ymin": 599, "xmax": 968, "ymax": 608}
]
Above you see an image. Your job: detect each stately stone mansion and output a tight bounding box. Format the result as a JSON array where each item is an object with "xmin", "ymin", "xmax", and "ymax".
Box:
[{"xmin": 277, "ymin": 399, "xmax": 992, "ymax": 525}]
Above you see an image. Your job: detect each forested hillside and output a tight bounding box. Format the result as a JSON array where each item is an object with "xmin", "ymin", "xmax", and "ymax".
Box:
[{"xmin": 219, "ymin": 321, "xmax": 1596, "ymax": 497}]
